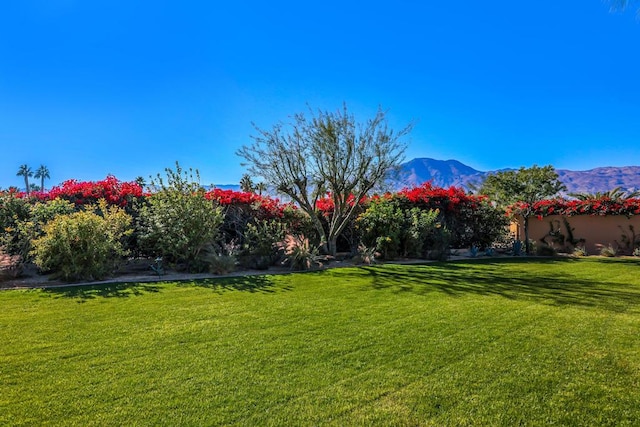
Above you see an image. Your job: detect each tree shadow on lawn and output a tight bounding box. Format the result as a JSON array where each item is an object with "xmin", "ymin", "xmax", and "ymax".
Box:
[
  {"xmin": 355, "ymin": 258, "xmax": 640, "ymax": 313},
  {"xmin": 183, "ymin": 275, "xmax": 290, "ymax": 294},
  {"xmin": 42, "ymin": 275, "xmax": 285, "ymax": 300},
  {"xmin": 42, "ymin": 282, "xmax": 163, "ymax": 301}
]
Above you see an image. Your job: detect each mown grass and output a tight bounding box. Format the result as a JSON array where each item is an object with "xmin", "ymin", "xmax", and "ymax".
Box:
[{"xmin": 1, "ymin": 258, "xmax": 639, "ymax": 426}]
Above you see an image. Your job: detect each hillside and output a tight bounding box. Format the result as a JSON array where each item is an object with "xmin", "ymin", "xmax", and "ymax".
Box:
[{"xmin": 395, "ymin": 158, "xmax": 640, "ymax": 195}]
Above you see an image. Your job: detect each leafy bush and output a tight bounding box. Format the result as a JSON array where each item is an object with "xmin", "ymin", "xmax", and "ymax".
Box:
[
  {"xmin": 451, "ymin": 202, "xmax": 509, "ymax": 249},
  {"xmin": 13, "ymin": 199, "xmax": 76, "ymax": 263},
  {"xmin": 356, "ymin": 198, "xmax": 403, "ymax": 259},
  {"xmin": 31, "ymin": 202, "xmax": 132, "ymax": 281},
  {"xmin": 0, "ymin": 193, "xmax": 32, "ymax": 258},
  {"xmin": 357, "ymin": 198, "xmax": 440, "ymax": 259},
  {"xmin": 427, "ymin": 225, "xmax": 452, "ymax": 261},
  {"xmin": 137, "ymin": 163, "xmax": 224, "ymax": 272},
  {"xmin": 402, "ymin": 207, "xmax": 439, "ymax": 258}
]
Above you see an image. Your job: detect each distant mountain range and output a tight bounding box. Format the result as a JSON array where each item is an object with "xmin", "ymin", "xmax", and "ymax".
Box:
[
  {"xmin": 218, "ymin": 158, "xmax": 640, "ymax": 196},
  {"xmin": 394, "ymin": 158, "xmax": 640, "ymax": 195}
]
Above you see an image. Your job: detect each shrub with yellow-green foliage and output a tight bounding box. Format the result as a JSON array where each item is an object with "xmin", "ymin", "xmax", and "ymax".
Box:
[
  {"xmin": 11, "ymin": 198, "xmax": 76, "ymax": 263},
  {"xmin": 31, "ymin": 201, "xmax": 132, "ymax": 281}
]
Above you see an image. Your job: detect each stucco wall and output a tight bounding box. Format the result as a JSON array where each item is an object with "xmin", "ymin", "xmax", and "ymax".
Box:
[{"xmin": 514, "ymin": 215, "xmax": 640, "ymax": 255}]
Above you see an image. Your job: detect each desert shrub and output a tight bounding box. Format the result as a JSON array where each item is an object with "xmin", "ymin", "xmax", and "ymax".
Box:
[
  {"xmin": 352, "ymin": 244, "xmax": 377, "ymax": 265},
  {"xmin": 285, "ymin": 235, "xmax": 322, "ymax": 270},
  {"xmin": 137, "ymin": 163, "xmax": 224, "ymax": 272},
  {"xmin": 206, "ymin": 254, "xmax": 237, "ymax": 275},
  {"xmin": 573, "ymin": 246, "xmax": 588, "ymax": 257},
  {"xmin": 242, "ymin": 219, "xmax": 286, "ymax": 257},
  {"xmin": 238, "ymin": 219, "xmax": 286, "ymax": 269},
  {"xmin": 31, "ymin": 202, "xmax": 132, "ymax": 281},
  {"xmin": 600, "ymin": 245, "xmax": 617, "ymax": 257}
]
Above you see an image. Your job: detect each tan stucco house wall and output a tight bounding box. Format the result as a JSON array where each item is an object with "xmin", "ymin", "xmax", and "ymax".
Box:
[{"xmin": 514, "ymin": 215, "xmax": 640, "ymax": 255}]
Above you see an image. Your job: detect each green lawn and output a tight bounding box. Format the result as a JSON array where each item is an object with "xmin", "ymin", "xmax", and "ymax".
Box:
[{"xmin": 1, "ymin": 258, "xmax": 640, "ymax": 426}]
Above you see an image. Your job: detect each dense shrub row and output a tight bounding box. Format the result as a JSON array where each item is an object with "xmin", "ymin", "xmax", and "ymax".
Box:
[
  {"xmin": 508, "ymin": 198, "xmax": 640, "ymax": 219},
  {"xmin": 0, "ymin": 170, "xmax": 509, "ymax": 281}
]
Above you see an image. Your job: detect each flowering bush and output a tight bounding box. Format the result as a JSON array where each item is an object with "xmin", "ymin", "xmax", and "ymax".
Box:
[
  {"xmin": 47, "ymin": 175, "xmax": 144, "ymax": 207},
  {"xmin": 3, "ymin": 176, "xmax": 145, "ymax": 209},
  {"xmin": 398, "ymin": 182, "xmax": 483, "ymax": 212},
  {"xmin": 396, "ymin": 183, "xmax": 507, "ymax": 249},
  {"xmin": 507, "ymin": 198, "xmax": 640, "ymax": 219},
  {"xmin": 205, "ymin": 188, "xmax": 288, "ymax": 220}
]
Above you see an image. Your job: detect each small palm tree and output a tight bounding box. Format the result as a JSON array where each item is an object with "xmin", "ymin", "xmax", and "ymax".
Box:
[
  {"xmin": 34, "ymin": 165, "xmax": 50, "ymax": 192},
  {"xmin": 569, "ymin": 187, "xmax": 640, "ymax": 201},
  {"xmin": 16, "ymin": 164, "xmax": 33, "ymax": 195},
  {"xmin": 240, "ymin": 174, "xmax": 255, "ymax": 193},
  {"xmin": 255, "ymin": 182, "xmax": 267, "ymax": 196},
  {"xmin": 134, "ymin": 176, "xmax": 147, "ymax": 189}
]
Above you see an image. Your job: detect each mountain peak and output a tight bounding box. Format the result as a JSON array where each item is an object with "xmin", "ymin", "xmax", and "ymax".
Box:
[
  {"xmin": 396, "ymin": 158, "xmax": 484, "ymax": 189},
  {"xmin": 395, "ymin": 158, "xmax": 640, "ymax": 194}
]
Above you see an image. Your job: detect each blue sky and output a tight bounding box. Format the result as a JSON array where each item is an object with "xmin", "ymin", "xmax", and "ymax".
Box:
[{"xmin": 1, "ymin": 1, "xmax": 638, "ymax": 189}]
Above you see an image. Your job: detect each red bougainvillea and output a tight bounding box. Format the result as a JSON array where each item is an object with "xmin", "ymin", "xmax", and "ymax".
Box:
[
  {"xmin": 6, "ymin": 176, "xmax": 144, "ymax": 207},
  {"xmin": 46, "ymin": 176, "xmax": 144, "ymax": 207},
  {"xmin": 397, "ymin": 182, "xmax": 486, "ymax": 212},
  {"xmin": 507, "ymin": 198, "xmax": 640, "ymax": 219},
  {"xmin": 204, "ymin": 188, "xmax": 291, "ymax": 219},
  {"xmin": 312, "ymin": 182, "xmax": 487, "ymax": 215},
  {"xmin": 314, "ymin": 193, "xmax": 366, "ymax": 217}
]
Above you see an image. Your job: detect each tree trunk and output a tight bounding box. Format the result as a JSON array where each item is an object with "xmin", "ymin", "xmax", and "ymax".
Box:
[
  {"xmin": 524, "ymin": 216, "xmax": 530, "ymax": 255},
  {"xmin": 327, "ymin": 236, "xmax": 338, "ymax": 257},
  {"xmin": 311, "ymin": 218, "xmax": 329, "ymax": 255}
]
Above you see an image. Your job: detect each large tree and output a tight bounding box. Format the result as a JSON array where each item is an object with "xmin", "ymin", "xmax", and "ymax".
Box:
[
  {"xmin": 238, "ymin": 105, "xmax": 412, "ymax": 255},
  {"xmin": 477, "ymin": 165, "xmax": 566, "ymax": 255},
  {"xmin": 16, "ymin": 164, "xmax": 33, "ymax": 195},
  {"xmin": 34, "ymin": 165, "xmax": 50, "ymax": 192}
]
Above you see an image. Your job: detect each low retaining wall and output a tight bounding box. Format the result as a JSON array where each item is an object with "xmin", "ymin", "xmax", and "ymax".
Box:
[{"xmin": 514, "ymin": 215, "xmax": 640, "ymax": 255}]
